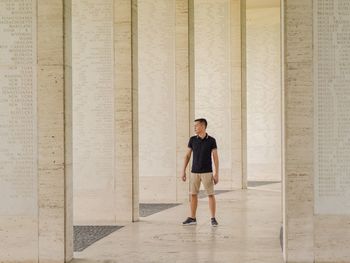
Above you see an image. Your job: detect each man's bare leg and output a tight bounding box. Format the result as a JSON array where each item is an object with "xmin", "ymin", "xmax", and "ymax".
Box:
[
  {"xmin": 190, "ymin": 194, "xmax": 198, "ymax": 218},
  {"xmin": 208, "ymin": 194, "xmax": 216, "ymax": 218}
]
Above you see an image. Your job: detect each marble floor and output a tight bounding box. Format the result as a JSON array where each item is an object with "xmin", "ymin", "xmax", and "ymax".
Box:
[{"xmin": 72, "ymin": 184, "xmax": 283, "ymax": 263}]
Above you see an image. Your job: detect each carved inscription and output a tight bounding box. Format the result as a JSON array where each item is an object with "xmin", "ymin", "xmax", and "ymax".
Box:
[
  {"xmin": 314, "ymin": 0, "xmax": 350, "ymax": 214},
  {"xmin": 0, "ymin": 0, "xmax": 37, "ymax": 215}
]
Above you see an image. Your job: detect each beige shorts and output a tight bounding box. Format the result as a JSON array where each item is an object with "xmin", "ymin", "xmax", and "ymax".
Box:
[{"xmin": 190, "ymin": 172, "xmax": 215, "ymax": 196}]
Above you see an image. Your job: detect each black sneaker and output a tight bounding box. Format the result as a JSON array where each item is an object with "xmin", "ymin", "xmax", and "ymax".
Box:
[
  {"xmin": 182, "ymin": 217, "xmax": 197, "ymax": 225},
  {"xmin": 211, "ymin": 217, "xmax": 218, "ymax": 227}
]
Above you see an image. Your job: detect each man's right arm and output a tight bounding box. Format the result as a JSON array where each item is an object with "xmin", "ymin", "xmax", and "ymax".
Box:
[{"xmin": 181, "ymin": 147, "xmax": 192, "ymax": 182}]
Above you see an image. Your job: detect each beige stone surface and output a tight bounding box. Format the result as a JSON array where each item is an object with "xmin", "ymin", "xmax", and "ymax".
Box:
[
  {"xmin": 114, "ymin": 0, "xmax": 135, "ymax": 223},
  {"xmin": 283, "ymin": 0, "xmax": 350, "ymax": 261},
  {"xmin": 175, "ymin": 0, "xmax": 191, "ymax": 204},
  {"xmin": 0, "ymin": 0, "xmax": 71, "ymax": 261},
  {"xmin": 137, "ymin": 0, "xmax": 176, "ymax": 193},
  {"xmin": 241, "ymin": 0, "xmax": 248, "ymax": 189},
  {"xmin": 37, "ymin": 0, "xmax": 71, "ymax": 261},
  {"xmin": 139, "ymin": 176, "xmax": 177, "ymax": 203},
  {"xmin": 312, "ymin": 0, "xmax": 350, "ymax": 262},
  {"xmin": 132, "ymin": 0, "xmax": 140, "ymax": 221},
  {"xmin": 64, "ymin": 0, "xmax": 74, "ymax": 259},
  {"xmin": 0, "ymin": 0, "xmax": 39, "ymax": 260},
  {"xmin": 194, "ymin": 0, "xmax": 244, "ymax": 190},
  {"xmin": 246, "ymin": 7, "xmax": 281, "ymax": 182},
  {"xmin": 71, "ymin": 0, "xmax": 136, "ymax": 224},
  {"xmin": 194, "ymin": 0, "xmax": 231, "ymax": 187},
  {"xmin": 72, "ymin": 0, "xmax": 116, "ymax": 225},
  {"xmin": 2, "ymin": 1, "xmax": 350, "ymax": 262},
  {"xmin": 137, "ymin": 0, "xmax": 176, "ymax": 201},
  {"xmin": 231, "ymin": 0, "xmax": 244, "ymax": 189},
  {"xmin": 73, "ymin": 187, "xmax": 283, "ymax": 263},
  {"xmin": 0, "ymin": 217, "xmax": 38, "ymax": 262},
  {"xmin": 137, "ymin": 0, "xmax": 190, "ymax": 203},
  {"xmin": 247, "ymin": 0, "xmax": 279, "ymax": 9},
  {"xmin": 283, "ymin": 0, "xmax": 314, "ymax": 261}
]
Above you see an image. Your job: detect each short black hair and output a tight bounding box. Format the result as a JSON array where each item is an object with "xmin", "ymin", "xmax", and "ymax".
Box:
[{"xmin": 194, "ymin": 118, "xmax": 207, "ymax": 128}]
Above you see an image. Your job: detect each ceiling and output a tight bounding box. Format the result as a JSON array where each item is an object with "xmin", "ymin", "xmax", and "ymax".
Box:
[{"xmin": 246, "ymin": 0, "xmax": 280, "ymax": 9}]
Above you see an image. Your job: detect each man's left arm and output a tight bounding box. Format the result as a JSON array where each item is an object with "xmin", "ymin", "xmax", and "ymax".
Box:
[{"xmin": 212, "ymin": 149, "xmax": 219, "ymax": 184}]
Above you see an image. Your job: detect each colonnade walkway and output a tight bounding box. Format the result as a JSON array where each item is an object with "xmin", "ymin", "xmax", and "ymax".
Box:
[{"xmin": 73, "ymin": 183, "xmax": 283, "ymax": 263}]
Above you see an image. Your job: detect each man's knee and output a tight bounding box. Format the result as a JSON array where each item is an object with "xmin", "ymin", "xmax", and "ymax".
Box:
[{"xmin": 208, "ymin": 194, "xmax": 215, "ymax": 198}]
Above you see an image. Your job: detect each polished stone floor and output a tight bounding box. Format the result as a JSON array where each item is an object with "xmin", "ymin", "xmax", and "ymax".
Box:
[{"xmin": 72, "ymin": 183, "xmax": 283, "ymax": 263}]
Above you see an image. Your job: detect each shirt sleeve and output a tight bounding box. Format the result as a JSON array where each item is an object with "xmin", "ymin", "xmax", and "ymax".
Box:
[
  {"xmin": 188, "ymin": 137, "xmax": 193, "ymax": 149},
  {"xmin": 212, "ymin": 138, "xmax": 217, "ymax": 150}
]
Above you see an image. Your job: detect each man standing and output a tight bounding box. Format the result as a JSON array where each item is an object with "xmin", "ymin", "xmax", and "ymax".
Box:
[{"xmin": 181, "ymin": 118, "xmax": 219, "ymax": 226}]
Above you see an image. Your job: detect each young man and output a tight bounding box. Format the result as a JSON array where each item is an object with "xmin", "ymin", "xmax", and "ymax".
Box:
[{"xmin": 181, "ymin": 118, "xmax": 219, "ymax": 226}]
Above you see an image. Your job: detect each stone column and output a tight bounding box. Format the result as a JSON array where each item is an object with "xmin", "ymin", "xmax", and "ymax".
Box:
[
  {"xmin": 313, "ymin": 0, "xmax": 350, "ymax": 261},
  {"xmin": 72, "ymin": 0, "xmax": 137, "ymax": 224},
  {"xmin": 132, "ymin": 0, "xmax": 140, "ymax": 221},
  {"xmin": 115, "ymin": 0, "xmax": 136, "ymax": 223},
  {"xmin": 231, "ymin": 0, "xmax": 245, "ymax": 189},
  {"xmin": 38, "ymin": 0, "xmax": 73, "ymax": 261},
  {"xmin": 271, "ymin": 1, "xmax": 350, "ymax": 262},
  {"xmin": 64, "ymin": 0, "xmax": 74, "ymax": 260},
  {"xmin": 191, "ymin": 0, "xmax": 244, "ymax": 190},
  {"xmin": 176, "ymin": 0, "xmax": 190, "ymax": 202},
  {"xmin": 246, "ymin": 5, "xmax": 281, "ymax": 182},
  {"xmin": 283, "ymin": 0, "xmax": 314, "ymax": 261},
  {"xmin": 72, "ymin": 0, "xmax": 116, "ymax": 225},
  {"xmin": 0, "ymin": 0, "xmax": 72, "ymax": 261},
  {"xmin": 138, "ymin": 0, "xmax": 184, "ymax": 203}
]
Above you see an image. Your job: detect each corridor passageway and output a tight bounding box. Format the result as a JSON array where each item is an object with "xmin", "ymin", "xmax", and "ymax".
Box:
[
  {"xmin": 73, "ymin": 184, "xmax": 283, "ymax": 263},
  {"xmin": 2, "ymin": 0, "xmax": 350, "ymax": 262}
]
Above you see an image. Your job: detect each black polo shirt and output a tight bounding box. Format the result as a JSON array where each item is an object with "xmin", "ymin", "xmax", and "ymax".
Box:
[{"xmin": 188, "ymin": 133, "xmax": 217, "ymax": 173}]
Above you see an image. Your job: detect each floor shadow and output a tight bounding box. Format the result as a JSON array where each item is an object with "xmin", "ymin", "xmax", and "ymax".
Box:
[
  {"xmin": 74, "ymin": 225, "xmax": 123, "ymax": 252},
  {"xmin": 248, "ymin": 181, "xmax": 281, "ymax": 187},
  {"xmin": 139, "ymin": 203, "xmax": 181, "ymax": 217}
]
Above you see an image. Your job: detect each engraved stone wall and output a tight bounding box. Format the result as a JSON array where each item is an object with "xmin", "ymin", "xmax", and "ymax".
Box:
[
  {"xmin": 314, "ymin": 0, "xmax": 350, "ymax": 214},
  {"xmin": 0, "ymin": 0, "xmax": 38, "ymax": 260},
  {"xmin": 313, "ymin": 0, "xmax": 350, "ymax": 261},
  {"xmin": 246, "ymin": 7, "xmax": 281, "ymax": 182},
  {"xmin": 0, "ymin": 0, "xmax": 70, "ymax": 260},
  {"xmin": 138, "ymin": 0, "xmax": 177, "ymax": 202},
  {"xmin": 0, "ymin": 0, "xmax": 37, "ymax": 217},
  {"xmin": 194, "ymin": 0, "xmax": 232, "ymax": 185},
  {"xmin": 72, "ymin": 0, "xmax": 115, "ymax": 224},
  {"xmin": 284, "ymin": 1, "xmax": 350, "ymax": 261}
]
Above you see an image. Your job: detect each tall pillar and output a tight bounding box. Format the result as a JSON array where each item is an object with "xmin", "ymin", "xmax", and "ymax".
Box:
[
  {"xmin": 72, "ymin": 0, "xmax": 116, "ymax": 225},
  {"xmin": 312, "ymin": 0, "xmax": 350, "ymax": 261},
  {"xmin": 231, "ymin": 0, "xmax": 245, "ymax": 189},
  {"xmin": 175, "ymin": 0, "xmax": 190, "ymax": 202},
  {"xmin": 64, "ymin": 0, "xmax": 73, "ymax": 260},
  {"xmin": 0, "ymin": 0, "xmax": 72, "ymax": 261},
  {"xmin": 192, "ymin": 0, "xmax": 244, "ymax": 190},
  {"xmin": 115, "ymin": 0, "xmax": 137, "ymax": 222},
  {"xmin": 72, "ymin": 0, "xmax": 137, "ymax": 224},
  {"xmin": 246, "ymin": 4, "xmax": 281, "ymax": 182},
  {"xmin": 131, "ymin": 0, "xmax": 139, "ymax": 220},
  {"xmin": 283, "ymin": 0, "xmax": 314, "ymax": 261},
  {"xmin": 137, "ymin": 0, "xmax": 189, "ymax": 203},
  {"xmin": 283, "ymin": 0, "xmax": 350, "ymax": 262}
]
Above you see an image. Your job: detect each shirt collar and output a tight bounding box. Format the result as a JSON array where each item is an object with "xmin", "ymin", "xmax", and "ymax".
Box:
[{"xmin": 196, "ymin": 133, "xmax": 209, "ymax": 140}]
